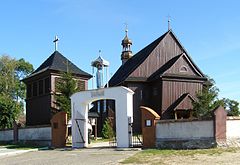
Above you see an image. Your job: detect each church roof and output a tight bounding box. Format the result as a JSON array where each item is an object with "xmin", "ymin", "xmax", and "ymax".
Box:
[
  {"xmin": 91, "ymin": 56, "xmax": 110, "ymax": 67},
  {"xmin": 108, "ymin": 30, "xmax": 205, "ymax": 86},
  {"xmin": 148, "ymin": 53, "xmax": 206, "ymax": 81},
  {"xmin": 25, "ymin": 51, "xmax": 92, "ymax": 79},
  {"xmin": 162, "ymin": 93, "xmax": 195, "ymax": 118},
  {"xmin": 109, "ymin": 31, "xmax": 169, "ymax": 86},
  {"xmin": 147, "ymin": 54, "xmax": 182, "ymax": 81},
  {"xmin": 168, "ymin": 93, "xmax": 195, "ymax": 111}
]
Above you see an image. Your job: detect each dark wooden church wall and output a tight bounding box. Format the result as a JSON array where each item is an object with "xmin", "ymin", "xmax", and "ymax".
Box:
[
  {"xmin": 129, "ymin": 33, "xmax": 184, "ymax": 78},
  {"xmin": 149, "ymin": 80, "xmax": 162, "ymax": 115},
  {"xmin": 126, "ymin": 82, "xmax": 148, "ymax": 133},
  {"xmin": 26, "ymin": 95, "xmax": 51, "ymax": 125},
  {"xmin": 161, "ymin": 80, "xmax": 203, "ymax": 114}
]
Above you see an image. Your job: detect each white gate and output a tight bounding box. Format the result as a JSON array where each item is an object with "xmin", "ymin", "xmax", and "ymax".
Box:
[{"xmin": 71, "ymin": 86, "xmax": 134, "ymax": 148}]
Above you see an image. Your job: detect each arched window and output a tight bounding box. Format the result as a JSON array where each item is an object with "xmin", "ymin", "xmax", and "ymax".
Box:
[{"xmin": 180, "ymin": 65, "xmax": 188, "ymax": 73}]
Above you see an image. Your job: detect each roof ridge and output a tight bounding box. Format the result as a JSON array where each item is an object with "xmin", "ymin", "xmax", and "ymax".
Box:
[
  {"xmin": 148, "ymin": 53, "xmax": 183, "ymax": 81},
  {"xmin": 164, "ymin": 92, "xmax": 194, "ymax": 113},
  {"xmin": 109, "ymin": 31, "xmax": 169, "ymax": 86}
]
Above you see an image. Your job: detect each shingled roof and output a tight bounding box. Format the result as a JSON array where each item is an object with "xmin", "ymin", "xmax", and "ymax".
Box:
[
  {"xmin": 108, "ymin": 30, "xmax": 205, "ymax": 86},
  {"xmin": 108, "ymin": 31, "xmax": 169, "ymax": 86},
  {"xmin": 28, "ymin": 51, "xmax": 92, "ymax": 79}
]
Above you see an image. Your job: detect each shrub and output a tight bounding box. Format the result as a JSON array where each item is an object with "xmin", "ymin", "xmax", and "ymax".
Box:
[{"xmin": 102, "ymin": 118, "xmax": 115, "ymax": 139}]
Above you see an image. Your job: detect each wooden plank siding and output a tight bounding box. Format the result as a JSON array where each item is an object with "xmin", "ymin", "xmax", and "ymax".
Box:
[
  {"xmin": 166, "ymin": 55, "xmax": 198, "ymax": 76},
  {"xmin": 129, "ymin": 33, "xmax": 184, "ymax": 78},
  {"xmin": 177, "ymin": 97, "xmax": 194, "ymax": 110},
  {"xmin": 126, "ymin": 83, "xmax": 149, "ymax": 133},
  {"xmin": 161, "ymin": 80, "xmax": 202, "ymax": 115},
  {"xmin": 149, "ymin": 80, "xmax": 162, "ymax": 115}
]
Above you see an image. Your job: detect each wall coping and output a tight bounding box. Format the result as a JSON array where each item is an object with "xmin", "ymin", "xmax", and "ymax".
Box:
[
  {"xmin": 157, "ymin": 137, "xmax": 214, "ymax": 141},
  {"xmin": 0, "ymin": 128, "xmax": 14, "ymax": 131},
  {"xmin": 227, "ymin": 116, "xmax": 240, "ymax": 120},
  {"xmin": 0, "ymin": 125, "xmax": 51, "ymax": 132},
  {"xmin": 157, "ymin": 118, "xmax": 213, "ymax": 124},
  {"xmin": 18, "ymin": 125, "xmax": 51, "ymax": 129}
]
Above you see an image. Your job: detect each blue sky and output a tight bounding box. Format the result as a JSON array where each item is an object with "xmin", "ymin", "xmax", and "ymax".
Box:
[{"xmin": 0, "ymin": 0, "xmax": 239, "ymax": 101}]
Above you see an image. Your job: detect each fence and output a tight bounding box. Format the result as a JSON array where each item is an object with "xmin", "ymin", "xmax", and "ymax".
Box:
[
  {"xmin": 141, "ymin": 106, "xmax": 240, "ymax": 149},
  {"xmin": 0, "ymin": 129, "xmax": 14, "ymax": 141},
  {"xmin": 226, "ymin": 117, "xmax": 240, "ymax": 147},
  {"xmin": 156, "ymin": 119, "xmax": 215, "ymax": 149},
  {"xmin": 0, "ymin": 125, "xmax": 51, "ymax": 146}
]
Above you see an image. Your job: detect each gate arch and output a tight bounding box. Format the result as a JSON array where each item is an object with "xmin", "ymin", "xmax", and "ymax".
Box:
[{"xmin": 71, "ymin": 86, "xmax": 134, "ymax": 148}]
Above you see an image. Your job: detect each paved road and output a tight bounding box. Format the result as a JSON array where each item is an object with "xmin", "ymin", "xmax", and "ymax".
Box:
[{"xmin": 0, "ymin": 147, "xmax": 139, "ymax": 165}]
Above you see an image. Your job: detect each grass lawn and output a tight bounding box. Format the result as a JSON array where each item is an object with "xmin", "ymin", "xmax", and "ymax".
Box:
[{"xmin": 121, "ymin": 148, "xmax": 238, "ymax": 164}]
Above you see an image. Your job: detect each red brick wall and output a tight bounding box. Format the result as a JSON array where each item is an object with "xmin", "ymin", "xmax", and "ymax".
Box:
[{"xmin": 213, "ymin": 106, "xmax": 227, "ymax": 142}]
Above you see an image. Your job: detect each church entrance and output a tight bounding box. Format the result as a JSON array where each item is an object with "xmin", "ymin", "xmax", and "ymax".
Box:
[{"xmin": 71, "ymin": 86, "xmax": 134, "ymax": 148}]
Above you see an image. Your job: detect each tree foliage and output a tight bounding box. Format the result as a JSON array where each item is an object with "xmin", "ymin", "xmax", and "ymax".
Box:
[
  {"xmin": 0, "ymin": 94, "xmax": 20, "ymax": 129},
  {"xmin": 0, "ymin": 55, "xmax": 33, "ymax": 129},
  {"xmin": 102, "ymin": 118, "xmax": 115, "ymax": 139},
  {"xmin": 54, "ymin": 72, "xmax": 79, "ymax": 119},
  {"xmin": 220, "ymin": 98, "xmax": 240, "ymax": 116},
  {"xmin": 193, "ymin": 78, "xmax": 222, "ymax": 118}
]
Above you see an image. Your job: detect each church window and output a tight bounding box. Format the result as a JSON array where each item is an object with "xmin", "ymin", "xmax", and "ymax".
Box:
[
  {"xmin": 39, "ymin": 79, "xmax": 44, "ymax": 95},
  {"xmin": 140, "ymin": 90, "xmax": 143, "ymax": 100},
  {"xmin": 180, "ymin": 65, "xmax": 188, "ymax": 73},
  {"xmin": 55, "ymin": 77, "xmax": 61, "ymax": 93},
  {"xmin": 33, "ymin": 82, "xmax": 38, "ymax": 97},
  {"xmin": 153, "ymin": 87, "xmax": 158, "ymax": 96},
  {"xmin": 45, "ymin": 77, "xmax": 50, "ymax": 93},
  {"xmin": 27, "ymin": 84, "xmax": 32, "ymax": 98}
]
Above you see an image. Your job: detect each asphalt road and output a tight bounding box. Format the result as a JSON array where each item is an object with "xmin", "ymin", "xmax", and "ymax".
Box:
[{"xmin": 0, "ymin": 147, "xmax": 139, "ymax": 165}]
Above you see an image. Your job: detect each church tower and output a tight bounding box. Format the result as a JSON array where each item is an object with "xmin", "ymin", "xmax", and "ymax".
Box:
[{"xmin": 121, "ymin": 27, "xmax": 132, "ymax": 64}]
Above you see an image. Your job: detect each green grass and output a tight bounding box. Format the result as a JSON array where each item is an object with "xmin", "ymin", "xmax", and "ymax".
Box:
[
  {"xmin": 121, "ymin": 148, "xmax": 238, "ymax": 164},
  {"xmin": 0, "ymin": 143, "xmax": 45, "ymax": 150},
  {"xmin": 91, "ymin": 138, "xmax": 111, "ymax": 143}
]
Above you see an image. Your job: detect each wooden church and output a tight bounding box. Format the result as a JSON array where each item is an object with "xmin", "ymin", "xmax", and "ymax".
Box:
[
  {"xmin": 108, "ymin": 28, "xmax": 208, "ymax": 132},
  {"xmin": 23, "ymin": 50, "xmax": 92, "ymax": 126}
]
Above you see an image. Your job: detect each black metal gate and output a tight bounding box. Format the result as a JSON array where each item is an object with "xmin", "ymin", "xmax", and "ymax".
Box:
[
  {"xmin": 108, "ymin": 123, "xmax": 143, "ymax": 148},
  {"xmin": 130, "ymin": 134, "xmax": 143, "ymax": 147},
  {"xmin": 130, "ymin": 120, "xmax": 143, "ymax": 148}
]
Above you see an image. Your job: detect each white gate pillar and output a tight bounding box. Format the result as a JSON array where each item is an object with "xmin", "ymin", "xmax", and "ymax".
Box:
[
  {"xmin": 71, "ymin": 86, "xmax": 134, "ymax": 148},
  {"xmin": 115, "ymin": 90, "xmax": 133, "ymax": 148}
]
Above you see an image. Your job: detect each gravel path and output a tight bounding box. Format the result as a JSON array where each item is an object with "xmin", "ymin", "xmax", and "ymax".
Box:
[{"xmin": 0, "ymin": 147, "xmax": 139, "ymax": 165}]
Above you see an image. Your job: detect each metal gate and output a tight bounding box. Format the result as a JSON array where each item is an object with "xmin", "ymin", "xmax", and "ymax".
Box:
[
  {"xmin": 106, "ymin": 112, "xmax": 143, "ymax": 148},
  {"xmin": 130, "ymin": 122, "xmax": 143, "ymax": 148}
]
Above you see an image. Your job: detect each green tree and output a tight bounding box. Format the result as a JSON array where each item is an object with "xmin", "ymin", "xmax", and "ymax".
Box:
[
  {"xmin": 220, "ymin": 98, "xmax": 240, "ymax": 116},
  {"xmin": 0, "ymin": 55, "xmax": 33, "ymax": 129},
  {"xmin": 55, "ymin": 72, "xmax": 79, "ymax": 119},
  {"xmin": 193, "ymin": 78, "xmax": 222, "ymax": 118},
  {"xmin": 102, "ymin": 118, "xmax": 115, "ymax": 139},
  {"xmin": 0, "ymin": 94, "xmax": 20, "ymax": 129}
]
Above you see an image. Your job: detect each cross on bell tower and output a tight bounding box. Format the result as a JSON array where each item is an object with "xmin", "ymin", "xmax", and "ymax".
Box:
[{"xmin": 53, "ymin": 35, "xmax": 59, "ymax": 51}]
